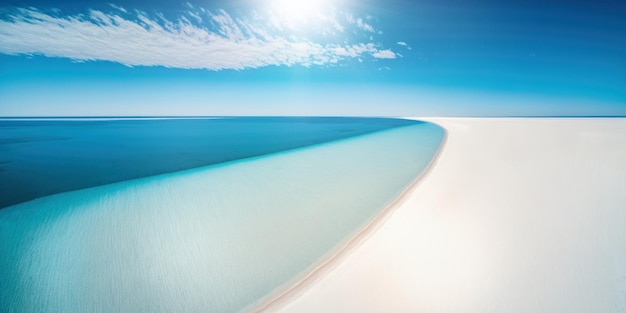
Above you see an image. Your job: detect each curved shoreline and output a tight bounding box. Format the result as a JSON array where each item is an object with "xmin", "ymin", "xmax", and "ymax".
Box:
[
  {"xmin": 1, "ymin": 120, "xmax": 445, "ymax": 313},
  {"xmin": 251, "ymin": 121, "xmax": 448, "ymax": 313},
  {"xmin": 271, "ymin": 118, "xmax": 626, "ymax": 313}
]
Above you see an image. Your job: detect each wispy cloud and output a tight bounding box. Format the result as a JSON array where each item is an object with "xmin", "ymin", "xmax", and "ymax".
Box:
[
  {"xmin": 0, "ymin": 7, "xmax": 399, "ymax": 70},
  {"xmin": 372, "ymin": 50, "xmax": 396, "ymax": 59},
  {"xmin": 108, "ymin": 3, "xmax": 127, "ymax": 13},
  {"xmin": 344, "ymin": 14, "xmax": 375, "ymax": 33},
  {"xmin": 397, "ymin": 41, "xmax": 412, "ymax": 50},
  {"xmin": 355, "ymin": 18, "xmax": 375, "ymax": 32}
]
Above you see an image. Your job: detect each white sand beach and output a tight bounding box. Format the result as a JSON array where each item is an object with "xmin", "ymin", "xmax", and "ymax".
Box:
[{"xmin": 266, "ymin": 118, "xmax": 626, "ymax": 313}]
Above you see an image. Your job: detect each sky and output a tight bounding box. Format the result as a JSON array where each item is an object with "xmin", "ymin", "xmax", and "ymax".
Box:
[{"xmin": 0, "ymin": 0, "xmax": 625, "ymax": 116}]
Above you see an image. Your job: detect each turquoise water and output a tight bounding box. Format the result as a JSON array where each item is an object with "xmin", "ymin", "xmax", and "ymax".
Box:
[
  {"xmin": 0, "ymin": 117, "xmax": 417, "ymax": 208},
  {"xmin": 0, "ymin": 118, "xmax": 444, "ymax": 313}
]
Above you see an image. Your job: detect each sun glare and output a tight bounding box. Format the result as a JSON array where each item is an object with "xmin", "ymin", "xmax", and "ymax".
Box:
[{"xmin": 270, "ymin": 0, "xmax": 332, "ymax": 23}]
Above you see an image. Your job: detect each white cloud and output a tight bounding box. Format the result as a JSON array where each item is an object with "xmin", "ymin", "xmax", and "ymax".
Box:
[
  {"xmin": 187, "ymin": 11, "xmax": 202, "ymax": 24},
  {"xmin": 108, "ymin": 3, "xmax": 127, "ymax": 13},
  {"xmin": 356, "ymin": 18, "xmax": 374, "ymax": 32},
  {"xmin": 333, "ymin": 43, "xmax": 379, "ymax": 58},
  {"xmin": 372, "ymin": 50, "xmax": 396, "ymax": 59},
  {"xmin": 345, "ymin": 13, "xmax": 376, "ymax": 33},
  {"xmin": 0, "ymin": 7, "xmax": 399, "ymax": 70},
  {"xmin": 345, "ymin": 13, "xmax": 355, "ymax": 24},
  {"xmin": 397, "ymin": 41, "xmax": 407, "ymax": 46}
]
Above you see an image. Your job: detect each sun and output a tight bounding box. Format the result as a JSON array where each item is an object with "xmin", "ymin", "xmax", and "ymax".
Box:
[{"xmin": 270, "ymin": 0, "xmax": 332, "ymax": 22}]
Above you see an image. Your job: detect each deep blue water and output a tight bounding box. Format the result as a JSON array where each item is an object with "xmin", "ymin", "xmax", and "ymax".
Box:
[{"xmin": 0, "ymin": 117, "xmax": 419, "ymax": 208}]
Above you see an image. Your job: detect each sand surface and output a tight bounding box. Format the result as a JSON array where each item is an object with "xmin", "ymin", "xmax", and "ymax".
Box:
[{"xmin": 269, "ymin": 118, "xmax": 626, "ymax": 313}]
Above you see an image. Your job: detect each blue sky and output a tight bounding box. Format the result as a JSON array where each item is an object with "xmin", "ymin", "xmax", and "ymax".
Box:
[{"xmin": 1, "ymin": 0, "xmax": 625, "ymax": 116}]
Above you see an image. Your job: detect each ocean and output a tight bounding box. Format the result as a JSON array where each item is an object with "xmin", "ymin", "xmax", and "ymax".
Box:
[
  {"xmin": 0, "ymin": 117, "xmax": 443, "ymax": 313},
  {"xmin": 0, "ymin": 117, "xmax": 418, "ymax": 209}
]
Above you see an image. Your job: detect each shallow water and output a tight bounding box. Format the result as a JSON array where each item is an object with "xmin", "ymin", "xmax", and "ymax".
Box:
[{"xmin": 0, "ymin": 119, "xmax": 444, "ymax": 313}]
